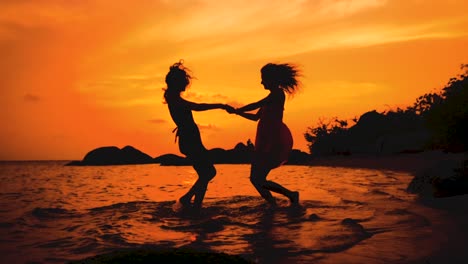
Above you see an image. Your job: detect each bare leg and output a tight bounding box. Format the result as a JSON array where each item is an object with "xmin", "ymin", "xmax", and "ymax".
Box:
[
  {"xmin": 263, "ymin": 181, "xmax": 299, "ymax": 204},
  {"xmin": 179, "ymin": 185, "xmax": 197, "ymax": 206},
  {"xmin": 191, "ymin": 182, "xmax": 209, "ymax": 210},
  {"xmin": 192, "ymin": 164, "xmax": 216, "ymax": 209},
  {"xmin": 250, "ymin": 163, "xmax": 300, "ymax": 205},
  {"xmin": 178, "ymin": 152, "xmax": 216, "ymax": 207},
  {"xmin": 178, "ymin": 172, "xmax": 202, "ymax": 205},
  {"xmin": 250, "ymin": 165, "xmax": 277, "ymax": 205}
]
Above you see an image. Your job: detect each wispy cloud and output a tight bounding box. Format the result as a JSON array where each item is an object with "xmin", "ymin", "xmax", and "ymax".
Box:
[
  {"xmin": 225, "ymin": 100, "xmax": 244, "ymax": 109},
  {"xmin": 181, "ymin": 91, "xmax": 243, "ymax": 108},
  {"xmin": 0, "ymin": 1, "xmax": 85, "ymax": 30},
  {"xmin": 313, "ymin": 0, "xmax": 387, "ymax": 18},
  {"xmin": 198, "ymin": 123, "xmax": 220, "ymax": 131},
  {"xmin": 313, "ymin": 81, "xmax": 382, "ymax": 99},
  {"xmin": 79, "ymin": 74, "xmax": 164, "ymax": 93},
  {"xmin": 148, "ymin": 118, "xmax": 167, "ymax": 124},
  {"xmin": 78, "ymin": 74, "xmax": 165, "ymax": 107},
  {"xmin": 23, "ymin": 93, "xmax": 40, "ymax": 102},
  {"xmin": 184, "ymin": 91, "xmax": 231, "ymax": 103},
  {"xmin": 129, "ymin": 0, "xmax": 467, "ymax": 61}
]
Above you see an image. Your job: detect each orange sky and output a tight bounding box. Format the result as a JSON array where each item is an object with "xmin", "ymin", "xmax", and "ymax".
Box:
[{"xmin": 1, "ymin": 0, "xmax": 468, "ymax": 160}]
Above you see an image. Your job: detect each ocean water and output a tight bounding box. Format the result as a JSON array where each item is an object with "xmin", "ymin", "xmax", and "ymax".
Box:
[{"xmin": 0, "ymin": 161, "xmax": 466, "ymax": 264}]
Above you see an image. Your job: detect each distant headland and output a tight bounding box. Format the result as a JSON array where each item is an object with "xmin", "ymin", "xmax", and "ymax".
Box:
[
  {"xmin": 65, "ymin": 144, "xmax": 467, "ymax": 199},
  {"xmin": 65, "ymin": 143, "xmax": 311, "ymax": 166}
]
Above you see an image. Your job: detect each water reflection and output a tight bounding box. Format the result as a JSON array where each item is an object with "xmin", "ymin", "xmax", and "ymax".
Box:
[{"xmin": 0, "ymin": 162, "xmax": 466, "ymax": 263}]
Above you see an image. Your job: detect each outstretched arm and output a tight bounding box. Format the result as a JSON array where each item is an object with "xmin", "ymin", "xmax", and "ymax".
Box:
[
  {"xmin": 182, "ymin": 98, "xmax": 230, "ymax": 111},
  {"xmin": 234, "ymin": 109, "xmax": 261, "ymax": 121},
  {"xmin": 236, "ymin": 95, "xmax": 270, "ymax": 112}
]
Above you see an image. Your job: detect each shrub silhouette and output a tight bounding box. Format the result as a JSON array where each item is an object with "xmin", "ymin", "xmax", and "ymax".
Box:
[{"xmin": 304, "ymin": 64, "xmax": 467, "ymax": 155}]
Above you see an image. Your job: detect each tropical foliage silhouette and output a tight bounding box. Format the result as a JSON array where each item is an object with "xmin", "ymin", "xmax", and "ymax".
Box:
[{"xmin": 305, "ymin": 64, "xmax": 468, "ymax": 155}]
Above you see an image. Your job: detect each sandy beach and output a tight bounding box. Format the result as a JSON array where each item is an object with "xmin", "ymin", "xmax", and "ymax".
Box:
[{"xmin": 308, "ymin": 150, "xmax": 468, "ymax": 264}]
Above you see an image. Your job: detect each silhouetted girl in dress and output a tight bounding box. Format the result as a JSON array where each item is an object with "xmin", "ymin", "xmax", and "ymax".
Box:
[
  {"xmin": 164, "ymin": 61, "xmax": 233, "ymax": 210},
  {"xmin": 234, "ymin": 63, "xmax": 300, "ymax": 206}
]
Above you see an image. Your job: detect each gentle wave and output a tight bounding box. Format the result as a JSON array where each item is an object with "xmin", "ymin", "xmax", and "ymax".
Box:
[{"xmin": 6, "ymin": 196, "xmax": 433, "ymax": 263}]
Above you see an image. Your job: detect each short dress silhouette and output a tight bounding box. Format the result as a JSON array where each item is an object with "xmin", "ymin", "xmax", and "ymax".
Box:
[{"xmin": 254, "ymin": 100, "xmax": 293, "ymax": 169}]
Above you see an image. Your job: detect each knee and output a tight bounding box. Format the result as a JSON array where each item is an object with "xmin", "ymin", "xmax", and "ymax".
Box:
[
  {"xmin": 196, "ymin": 164, "xmax": 216, "ymax": 183},
  {"xmin": 206, "ymin": 166, "xmax": 216, "ymax": 180},
  {"xmin": 250, "ymin": 174, "xmax": 264, "ymax": 187},
  {"xmin": 250, "ymin": 166, "xmax": 267, "ymax": 186}
]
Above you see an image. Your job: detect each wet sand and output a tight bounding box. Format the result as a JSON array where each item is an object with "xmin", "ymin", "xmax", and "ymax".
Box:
[{"xmin": 304, "ymin": 151, "xmax": 468, "ymax": 263}]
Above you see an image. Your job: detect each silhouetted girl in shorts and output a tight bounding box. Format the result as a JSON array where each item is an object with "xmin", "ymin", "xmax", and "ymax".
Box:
[{"xmin": 164, "ymin": 61, "xmax": 233, "ymax": 210}]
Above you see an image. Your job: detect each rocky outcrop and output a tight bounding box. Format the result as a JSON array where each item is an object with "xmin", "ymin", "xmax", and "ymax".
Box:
[
  {"xmin": 66, "ymin": 146, "xmax": 154, "ymax": 166},
  {"xmin": 153, "ymin": 154, "xmax": 191, "ymax": 166},
  {"xmin": 286, "ymin": 149, "xmax": 312, "ymax": 165},
  {"xmin": 66, "ymin": 143, "xmax": 312, "ymax": 166},
  {"xmin": 407, "ymin": 157, "xmax": 468, "ymax": 198}
]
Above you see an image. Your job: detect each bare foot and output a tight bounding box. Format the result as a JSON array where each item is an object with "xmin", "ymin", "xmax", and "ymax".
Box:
[
  {"xmin": 172, "ymin": 201, "xmax": 187, "ymax": 213},
  {"xmin": 263, "ymin": 198, "xmax": 277, "ymax": 209},
  {"xmin": 289, "ymin": 191, "xmax": 299, "ymax": 204},
  {"xmin": 178, "ymin": 196, "xmax": 192, "ymax": 207},
  {"xmin": 265, "ymin": 201, "xmax": 277, "ymax": 211}
]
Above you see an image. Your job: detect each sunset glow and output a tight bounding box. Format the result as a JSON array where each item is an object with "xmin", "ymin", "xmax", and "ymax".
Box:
[{"xmin": 1, "ymin": 0, "xmax": 468, "ymax": 160}]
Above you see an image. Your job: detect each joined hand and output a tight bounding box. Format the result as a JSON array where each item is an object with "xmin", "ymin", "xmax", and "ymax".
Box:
[{"xmin": 224, "ymin": 105, "xmax": 236, "ymax": 114}]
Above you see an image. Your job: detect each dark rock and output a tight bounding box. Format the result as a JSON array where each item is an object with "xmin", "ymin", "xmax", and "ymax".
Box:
[
  {"xmin": 209, "ymin": 146, "xmax": 253, "ymax": 164},
  {"xmin": 67, "ymin": 141, "xmax": 312, "ymax": 166},
  {"xmin": 308, "ymin": 213, "xmax": 321, "ymax": 221},
  {"xmin": 154, "ymin": 154, "xmax": 191, "ymax": 166},
  {"xmin": 407, "ymin": 158, "xmax": 468, "ymax": 198},
  {"xmin": 286, "ymin": 149, "xmax": 312, "ymax": 165},
  {"xmin": 208, "ymin": 148, "xmax": 229, "ymax": 163},
  {"xmin": 67, "ymin": 146, "xmax": 153, "ymax": 166},
  {"xmin": 432, "ymin": 159, "xmax": 468, "ymax": 197}
]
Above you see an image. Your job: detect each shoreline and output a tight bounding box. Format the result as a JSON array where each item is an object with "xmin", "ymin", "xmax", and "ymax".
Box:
[
  {"xmin": 306, "ymin": 150, "xmax": 466, "ymax": 174},
  {"xmin": 3, "ymin": 150, "xmax": 466, "ymax": 176}
]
